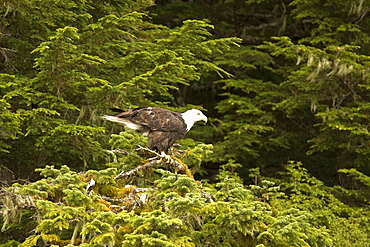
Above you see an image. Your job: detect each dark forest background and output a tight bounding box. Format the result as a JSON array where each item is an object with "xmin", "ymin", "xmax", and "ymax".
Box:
[{"xmin": 1, "ymin": 0, "xmax": 370, "ymax": 246}]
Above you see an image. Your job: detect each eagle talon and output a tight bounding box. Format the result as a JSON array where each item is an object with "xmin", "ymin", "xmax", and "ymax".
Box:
[{"xmin": 159, "ymin": 152, "xmax": 172, "ymax": 163}]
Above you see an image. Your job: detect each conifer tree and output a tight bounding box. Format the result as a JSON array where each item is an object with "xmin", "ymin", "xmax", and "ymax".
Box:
[
  {"xmin": 0, "ymin": 0, "xmax": 239, "ymax": 177},
  {"xmin": 3, "ymin": 160, "xmax": 354, "ymax": 246},
  {"xmin": 1, "ymin": 1, "xmax": 370, "ymax": 246}
]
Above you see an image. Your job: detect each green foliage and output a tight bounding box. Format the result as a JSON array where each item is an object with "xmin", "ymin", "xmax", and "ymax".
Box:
[
  {"xmin": 257, "ymin": 36, "xmax": 370, "ymax": 172},
  {"xmin": 206, "ymin": 0, "xmax": 370, "ymax": 178},
  {"xmin": 0, "ymin": 75, "xmax": 21, "ymax": 153},
  {"xmin": 2, "ymin": 0, "xmax": 370, "ymax": 246},
  {"xmin": 177, "ymin": 139, "xmax": 214, "ymax": 174},
  {"xmin": 273, "ymin": 162, "xmax": 370, "ymax": 246},
  {"xmin": 338, "ymin": 168, "xmax": 370, "ymax": 187},
  {"xmin": 3, "ymin": 158, "xmax": 370, "ymax": 246},
  {"xmin": 290, "ymin": 0, "xmax": 370, "ymax": 45},
  {"xmin": 0, "ymin": 240, "xmax": 20, "ymax": 247},
  {"xmin": 0, "ymin": 163, "xmax": 336, "ymax": 246},
  {"xmin": 210, "ymin": 45, "xmax": 290, "ymax": 169},
  {"xmin": 0, "ymin": 0, "xmax": 239, "ymax": 177},
  {"xmin": 105, "ymin": 131, "xmax": 147, "ymax": 169}
]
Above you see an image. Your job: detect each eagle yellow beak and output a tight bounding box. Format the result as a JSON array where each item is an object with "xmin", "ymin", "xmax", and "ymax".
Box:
[{"xmin": 201, "ymin": 115, "xmax": 208, "ymax": 123}]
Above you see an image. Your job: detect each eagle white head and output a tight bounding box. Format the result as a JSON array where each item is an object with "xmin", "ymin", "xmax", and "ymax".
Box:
[{"xmin": 181, "ymin": 109, "xmax": 207, "ymax": 131}]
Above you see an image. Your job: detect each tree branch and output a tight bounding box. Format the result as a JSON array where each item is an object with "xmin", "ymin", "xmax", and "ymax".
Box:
[{"xmin": 114, "ymin": 145, "xmax": 189, "ymax": 180}]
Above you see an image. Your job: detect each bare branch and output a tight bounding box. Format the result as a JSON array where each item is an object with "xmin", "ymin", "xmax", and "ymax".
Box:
[
  {"xmin": 106, "ymin": 149, "xmax": 130, "ymax": 155},
  {"xmin": 114, "ymin": 146, "xmax": 189, "ymax": 180},
  {"xmin": 135, "ymin": 145, "xmax": 162, "ymax": 157},
  {"xmin": 114, "ymin": 159, "xmax": 162, "ymax": 180}
]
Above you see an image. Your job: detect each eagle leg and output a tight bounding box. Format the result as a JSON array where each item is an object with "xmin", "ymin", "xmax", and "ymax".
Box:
[{"xmin": 159, "ymin": 151, "xmax": 172, "ymax": 163}]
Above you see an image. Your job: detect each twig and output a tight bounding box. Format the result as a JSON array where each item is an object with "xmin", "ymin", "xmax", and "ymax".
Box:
[
  {"xmin": 135, "ymin": 145, "xmax": 162, "ymax": 156},
  {"xmin": 198, "ymin": 189, "xmax": 215, "ymax": 202},
  {"xmin": 114, "ymin": 159, "xmax": 162, "ymax": 180},
  {"xmin": 133, "ymin": 187, "xmax": 156, "ymax": 193},
  {"xmin": 106, "ymin": 149, "xmax": 130, "ymax": 155},
  {"xmin": 101, "ymin": 186, "xmax": 155, "ymax": 202}
]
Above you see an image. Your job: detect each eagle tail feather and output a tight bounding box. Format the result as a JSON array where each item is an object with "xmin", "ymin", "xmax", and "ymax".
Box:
[{"xmin": 102, "ymin": 115, "xmax": 143, "ymax": 131}]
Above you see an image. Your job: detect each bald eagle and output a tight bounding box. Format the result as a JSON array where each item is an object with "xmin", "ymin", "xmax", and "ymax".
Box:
[{"xmin": 103, "ymin": 107, "xmax": 207, "ymax": 154}]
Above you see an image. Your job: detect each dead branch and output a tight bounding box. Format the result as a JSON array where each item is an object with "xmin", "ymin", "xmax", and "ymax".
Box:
[
  {"xmin": 106, "ymin": 149, "xmax": 130, "ymax": 155},
  {"xmin": 198, "ymin": 189, "xmax": 215, "ymax": 202},
  {"xmin": 114, "ymin": 159, "xmax": 162, "ymax": 180},
  {"xmin": 114, "ymin": 146, "xmax": 189, "ymax": 180},
  {"xmin": 101, "ymin": 186, "xmax": 155, "ymax": 212},
  {"xmin": 135, "ymin": 145, "xmax": 162, "ymax": 157}
]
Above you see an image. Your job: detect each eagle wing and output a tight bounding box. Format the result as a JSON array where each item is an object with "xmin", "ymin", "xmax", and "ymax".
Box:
[{"xmin": 113, "ymin": 107, "xmax": 186, "ymax": 133}]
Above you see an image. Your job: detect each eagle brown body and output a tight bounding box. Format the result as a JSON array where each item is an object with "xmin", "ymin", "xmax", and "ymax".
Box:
[{"xmin": 103, "ymin": 107, "xmax": 207, "ymax": 153}]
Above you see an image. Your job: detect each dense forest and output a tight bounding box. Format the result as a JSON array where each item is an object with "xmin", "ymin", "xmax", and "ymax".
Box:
[{"xmin": 1, "ymin": 0, "xmax": 370, "ymax": 246}]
